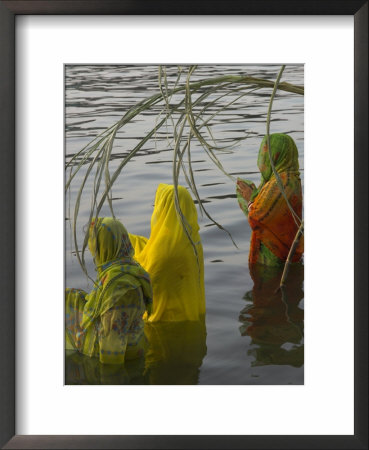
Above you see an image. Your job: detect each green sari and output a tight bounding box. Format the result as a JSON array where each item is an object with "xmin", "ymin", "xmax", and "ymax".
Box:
[{"xmin": 66, "ymin": 218, "xmax": 152, "ymax": 365}]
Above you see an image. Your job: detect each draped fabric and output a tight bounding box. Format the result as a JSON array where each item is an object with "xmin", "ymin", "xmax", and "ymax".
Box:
[
  {"xmin": 236, "ymin": 134, "xmax": 304, "ymax": 265},
  {"xmin": 65, "ymin": 217, "xmax": 152, "ymax": 365},
  {"xmin": 129, "ymin": 183, "xmax": 206, "ymax": 322}
]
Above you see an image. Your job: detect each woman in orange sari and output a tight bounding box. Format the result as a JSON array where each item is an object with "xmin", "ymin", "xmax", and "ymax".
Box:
[{"xmin": 236, "ymin": 133, "xmax": 303, "ymax": 266}]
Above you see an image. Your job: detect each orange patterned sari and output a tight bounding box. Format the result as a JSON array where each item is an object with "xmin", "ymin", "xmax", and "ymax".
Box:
[{"xmin": 237, "ymin": 133, "xmax": 303, "ymax": 265}]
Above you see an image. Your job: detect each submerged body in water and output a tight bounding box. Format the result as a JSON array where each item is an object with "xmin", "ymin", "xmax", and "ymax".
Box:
[
  {"xmin": 66, "ymin": 319, "xmax": 207, "ymax": 385},
  {"xmin": 65, "ymin": 217, "xmax": 152, "ymax": 365},
  {"xmin": 236, "ymin": 134, "xmax": 304, "ymax": 377}
]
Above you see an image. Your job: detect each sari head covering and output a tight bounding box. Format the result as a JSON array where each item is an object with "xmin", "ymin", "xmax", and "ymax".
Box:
[
  {"xmin": 88, "ymin": 216, "xmax": 134, "ymax": 267},
  {"xmin": 79, "ymin": 218, "xmax": 152, "ymax": 356},
  {"xmin": 237, "ymin": 133, "xmax": 303, "ymax": 265},
  {"xmin": 252, "ymin": 133, "xmax": 300, "ymax": 200},
  {"xmin": 129, "ymin": 183, "xmax": 205, "ymax": 322}
]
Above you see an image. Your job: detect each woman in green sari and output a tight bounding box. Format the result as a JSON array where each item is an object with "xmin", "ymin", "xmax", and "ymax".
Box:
[{"xmin": 65, "ymin": 217, "xmax": 152, "ymax": 365}]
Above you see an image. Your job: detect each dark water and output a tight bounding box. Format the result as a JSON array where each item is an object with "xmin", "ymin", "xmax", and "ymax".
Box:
[{"xmin": 65, "ymin": 64, "xmax": 304, "ymax": 385}]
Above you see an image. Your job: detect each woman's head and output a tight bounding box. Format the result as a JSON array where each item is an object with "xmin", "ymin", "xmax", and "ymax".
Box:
[
  {"xmin": 151, "ymin": 183, "xmax": 198, "ymax": 236},
  {"xmin": 257, "ymin": 133, "xmax": 299, "ymax": 182},
  {"xmin": 88, "ymin": 217, "xmax": 133, "ymax": 266}
]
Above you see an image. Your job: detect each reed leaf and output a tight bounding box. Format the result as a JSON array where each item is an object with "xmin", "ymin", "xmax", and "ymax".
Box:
[{"xmin": 266, "ymin": 65, "xmax": 302, "ymax": 226}]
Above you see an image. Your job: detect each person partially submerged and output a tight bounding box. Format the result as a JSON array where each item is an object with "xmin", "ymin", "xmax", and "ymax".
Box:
[
  {"xmin": 236, "ymin": 133, "xmax": 303, "ymax": 266},
  {"xmin": 129, "ymin": 183, "xmax": 206, "ymax": 322},
  {"xmin": 65, "ymin": 217, "xmax": 152, "ymax": 365}
]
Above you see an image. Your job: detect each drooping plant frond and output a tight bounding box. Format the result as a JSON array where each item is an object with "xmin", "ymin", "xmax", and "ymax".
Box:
[
  {"xmin": 65, "ymin": 66, "xmax": 304, "ymax": 277},
  {"xmin": 264, "ymin": 65, "xmax": 304, "ymax": 287}
]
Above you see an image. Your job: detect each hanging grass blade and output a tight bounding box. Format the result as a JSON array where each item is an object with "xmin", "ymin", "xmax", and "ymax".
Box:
[
  {"xmin": 103, "ymin": 126, "xmax": 119, "ymax": 218},
  {"xmin": 72, "ymin": 142, "xmax": 108, "ymax": 279},
  {"xmin": 65, "ymin": 122, "xmax": 118, "ymax": 170},
  {"xmin": 67, "ymin": 66, "xmax": 304, "ymax": 277},
  {"xmin": 185, "ymin": 136, "xmax": 239, "ymax": 248},
  {"xmin": 172, "ymin": 115, "xmax": 201, "ymax": 271},
  {"xmin": 266, "ymin": 65, "xmax": 302, "ymax": 226},
  {"xmin": 94, "ymin": 116, "xmax": 169, "ymax": 218}
]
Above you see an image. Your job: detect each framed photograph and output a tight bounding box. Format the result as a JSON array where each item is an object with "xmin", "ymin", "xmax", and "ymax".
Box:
[
  {"xmin": 1, "ymin": 1, "xmax": 367, "ymax": 449},
  {"xmin": 64, "ymin": 62, "xmax": 305, "ymax": 388}
]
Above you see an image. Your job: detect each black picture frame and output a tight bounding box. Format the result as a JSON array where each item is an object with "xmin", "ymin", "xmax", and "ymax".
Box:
[{"xmin": 1, "ymin": 1, "xmax": 367, "ymax": 449}]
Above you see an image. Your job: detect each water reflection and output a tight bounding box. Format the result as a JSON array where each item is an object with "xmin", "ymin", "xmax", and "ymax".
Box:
[
  {"xmin": 239, "ymin": 264, "xmax": 304, "ymax": 369},
  {"xmin": 144, "ymin": 320, "xmax": 207, "ymax": 385},
  {"xmin": 65, "ymin": 350, "xmax": 147, "ymax": 385},
  {"xmin": 65, "ymin": 320, "xmax": 207, "ymax": 385}
]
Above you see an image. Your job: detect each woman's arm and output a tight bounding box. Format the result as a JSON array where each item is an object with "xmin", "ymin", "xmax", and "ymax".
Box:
[
  {"xmin": 248, "ymin": 175, "xmax": 294, "ymax": 228},
  {"xmin": 65, "ymin": 288, "xmax": 88, "ymax": 351},
  {"xmin": 129, "ymin": 233, "xmax": 148, "ymax": 256},
  {"xmin": 236, "ymin": 178, "xmax": 257, "ymax": 216}
]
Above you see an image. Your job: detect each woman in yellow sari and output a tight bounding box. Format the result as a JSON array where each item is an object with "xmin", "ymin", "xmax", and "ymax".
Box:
[
  {"xmin": 129, "ymin": 183, "xmax": 205, "ymax": 322},
  {"xmin": 65, "ymin": 217, "xmax": 152, "ymax": 365}
]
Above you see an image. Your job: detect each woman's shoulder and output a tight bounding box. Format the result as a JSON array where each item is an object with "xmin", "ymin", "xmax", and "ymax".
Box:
[
  {"xmin": 258, "ymin": 172, "xmax": 300, "ymax": 197},
  {"xmin": 129, "ymin": 233, "xmax": 148, "ymax": 255},
  {"xmin": 103, "ymin": 274, "xmax": 144, "ymax": 306}
]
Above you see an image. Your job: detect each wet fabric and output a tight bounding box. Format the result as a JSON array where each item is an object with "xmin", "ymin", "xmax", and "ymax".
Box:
[
  {"xmin": 129, "ymin": 183, "xmax": 206, "ymax": 322},
  {"xmin": 236, "ymin": 133, "xmax": 304, "ymax": 265},
  {"xmin": 65, "ymin": 217, "xmax": 152, "ymax": 365}
]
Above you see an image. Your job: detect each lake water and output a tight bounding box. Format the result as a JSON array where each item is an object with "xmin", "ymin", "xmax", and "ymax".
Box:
[{"xmin": 65, "ymin": 64, "xmax": 304, "ymax": 385}]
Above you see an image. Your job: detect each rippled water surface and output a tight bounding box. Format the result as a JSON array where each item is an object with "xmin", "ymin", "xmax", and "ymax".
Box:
[{"xmin": 65, "ymin": 65, "xmax": 304, "ymax": 385}]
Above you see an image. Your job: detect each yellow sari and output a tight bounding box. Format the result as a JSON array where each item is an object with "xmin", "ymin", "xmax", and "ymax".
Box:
[{"xmin": 129, "ymin": 183, "xmax": 206, "ymax": 322}]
